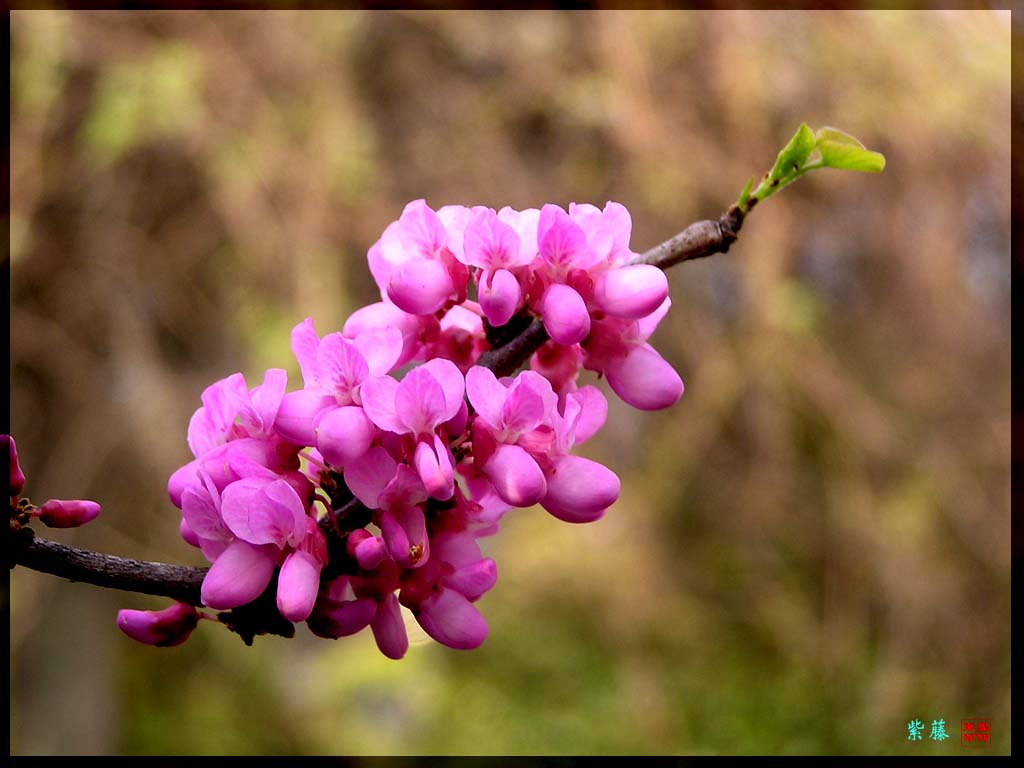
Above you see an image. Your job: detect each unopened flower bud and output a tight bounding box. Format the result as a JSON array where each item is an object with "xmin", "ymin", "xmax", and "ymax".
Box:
[
  {"xmin": 36, "ymin": 498, "xmax": 102, "ymax": 528},
  {"xmin": 5, "ymin": 435, "xmax": 26, "ymax": 497},
  {"xmin": 117, "ymin": 602, "xmax": 200, "ymax": 647}
]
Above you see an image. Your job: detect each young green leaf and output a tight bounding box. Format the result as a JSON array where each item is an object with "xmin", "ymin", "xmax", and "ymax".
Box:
[
  {"xmin": 770, "ymin": 122, "xmax": 816, "ymax": 180},
  {"xmin": 814, "ymin": 126, "xmax": 886, "ymax": 173}
]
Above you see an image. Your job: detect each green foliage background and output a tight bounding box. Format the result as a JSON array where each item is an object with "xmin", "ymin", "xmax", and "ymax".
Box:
[{"xmin": 9, "ymin": 10, "xmax": 1011, "ymax": 756}]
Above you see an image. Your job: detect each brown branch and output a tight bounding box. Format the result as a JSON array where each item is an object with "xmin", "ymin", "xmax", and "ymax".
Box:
[{"xmin": 8, "ymin": 203, "xmax": 748, "ymax": 637}]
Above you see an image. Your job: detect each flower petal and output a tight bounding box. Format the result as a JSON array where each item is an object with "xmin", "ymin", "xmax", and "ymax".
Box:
[
  {"xmin": 308, "ymin": 597, "xmax": 377, "ymax": 639},
  {"xmin": 275, "ymin": 389, "xmax": 335, "ymax": 446},
  {"xmin": 484, "ymin": 443, "xmax": 547, "ymax": 508},
  {"xmin": 593, "ymin": 264, "xmax": 668, "ymax": 319},
  {"xmin": 316, "ymin": 405, "xmax": 375, "ymax": 467},
  {"xmin": 371, "ymin": 592, "xmax": 409, "ymax": 660},
  {"xmin": 316, "ymin": 333, "xmax": 369, "ymax": 404},
  {"xmin": 117, "ymin": 602, "xmax": 200, "ymax": 647},
  {"xmin": 395, "ymin": 366, "xmax": 448, "ymax": 436},
  {"xmin": 344, "ymin": 445, "xmax": 398, "ymax": 509},
  {"xmin": 387, "ymin": 258, "xmax": 454, "ymax": 316},
  {"xmin": 201, "ymin": 540, "xmax": 277, "ymax": 610},
  {"xmin": 220, "ymin": 477, "xmax": 307, "ymax": 548},
  {"xmin": 540, "ymin": 283, "xmax": 591, "ymax": 345},
  {"xmin": 277, "ymin": 550, "xmax": 323, "ymax": 622},
  {"xmin": 479, "ymin": 268, "xmax": 522, "ymax": 328},
  {"xmin": 465, "ymin": 366, "xmax": 507, "ymax": 431},
  {"xmin": 359, "ymin": 375, "xmax": 405, "ymax": 434},
  {"xmin": 415, "ymin": 587, "xmax": 488, "ymax": 650},
  {"xmin": 349, "ymin": 327, "xmax": 405, "ymax": 378},
  {"xmin": 541, "ymin": 455, "xmax": 620, "ymax": 523},
  {"xmin": 605, "ymin": 343, "xmax": 684, "ymax": 411}
]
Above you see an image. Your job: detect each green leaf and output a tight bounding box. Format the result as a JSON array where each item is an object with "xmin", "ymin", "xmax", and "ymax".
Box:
[
  {"xmin": 814, "ymin": 126, "xmax": 886, "ymax": 173},
  {"xmin": 770, "ymin": 123, "xmax": 816, "ymax": 179},
  {"xmin": 736, "ymin": 176, "xmax": 755, "ymax": 209}
]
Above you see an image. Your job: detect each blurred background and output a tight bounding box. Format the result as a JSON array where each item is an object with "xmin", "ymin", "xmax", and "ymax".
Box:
[{"xmin": 8, "ymin": 9, "xmax": 1011, "ymax": 756}]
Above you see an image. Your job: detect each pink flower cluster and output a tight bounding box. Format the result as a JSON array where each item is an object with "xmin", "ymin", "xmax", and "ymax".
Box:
[{"xmin": 117, "ymin": 200, "xmax": 683, "ymax": 656}]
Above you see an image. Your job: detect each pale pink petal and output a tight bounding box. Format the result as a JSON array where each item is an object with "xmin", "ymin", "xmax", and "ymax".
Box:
[
  {"xmin": 501, "ymin": 372, "xmax": 552, "ymax": 435},
  {"xmin": 275, "ymin": 389, "xmax": 336, "ymax": 446},
  {"xmin": 316, "ymin": 405, "xmax": 375, "ymax": 467},
  {"xmin": 350, "ymin": 327, "xmax": 405, "ymax": 377},
  {"xmin": 420, "ymin": 358, "xmax": 465, "ymax": 422},
  {"xmin": 395, "ymin": 367, "xmax": 448, "ymax": 436},
  {"xmin": 497, "ymin": 206, "xmax": 541, "ymax": 265},
  {"xmin": 316, "ymin": 333, "xmax": 369, "ymax": 404},
  {"xmin": 200, "ymin": 540, "xmax": 277, "ymax": 610},
  {"xmin": 440, "ymin": 303, "xmax": 484, "ymax": 335},
  {"xmin": 393, "ymin": 199, "xmax": 448, "ymax": 260},
  {"xmin": 540, "ymin": 283, "xmax": 591, "ymax": 345},
  {"xmin": 244, "ymin": 368, "xmax": 288, "ymax": 436},
  {"xmin": 483, "ymin": 443, "xmax": 547, "ymax": 508},
  {"xmin": 569, "ymin": 385, "xmax": 608, "ymax": 445},
  {"xmin": 415, "ymin": 587, "xmax": 488, "ymax": 650},
  {"xmin": 181, "ymin": 484, "xmax": 229, "ymax": 542},
  {"xmin": 541, "ymin": 455, "xmax": 620, "ymax": 523},
  {"xmin": 276, "ymin": 550, "xmax": 323, "ymax": 622},
  {"xmin": 413, "ymin": 437, "xmax": 455, "ymax": 501},
  {"xmin": 291, "ymin": 318, "xmax": 322, "ymax": 387},
  {"xmin": 371, "ymin": 592, "xmax": 409, "ymax": 660},
  {"xmin": 343, "ymin": 445, "xmax": 399, "ymax": 509},
  {"xmin": 463, "ymin": 208, "xmax": 521, "ymax": 270},
  {"xmin": 634, "ymin": 297, "xmax": 672, "ymax": 342},
  {"xmin": 343, "ymin": 301, "xmax": 433, "ymax": 370},
  {"xmin": 593, "ymin": 264, "xmax": 668, "ymax": 319},
  {"xmin": 367, "ymin": 241, "xmax": 392, "ymax": 297},
  {"xmin": 359, "ymin": 375, "xmax": 406, "ymax": 434},
  {"xmin": 186, "ymin": 407, "xmax": 221, "ymax": 458},
  {"xmin": 605, "ymin": 343, "xmax": 684, "ymax": 411},
  {"xmin": 179, "ymin": 517, "xmax": 200, "ymax": 548},
  {"xmin": 168, "ymin": 459, "xmax": 199, "ymax": 508},
  {"xmin": 465, "ymin": 366, "xmax": 506, "ymax": 430},
  {"xmin": 479, "ymin": 268, "xmax": 522, "ymax": 328},
  {"xmin": 538, "ymin": 204, "xmax": 599, "ymax": 273},
  {"xmin": 220, "ymin": 477, "xmax": 307, "ymax": 548},
  {"xmin": 437, "ymin": 204, "xmax": 479, "ymax": 264},
  {"xmin": 117, "ymin": 602, "xmax": 200, "ymax": 647},
  {"xmin": 443, "ymin": 559, "xmax": 498, "ymax": 601},
  {"xmin": 387, "ymin": 258, "xmax": 454, "ymax": 316},
  {"xmin": 569, "ymin": 201, "xmax": 633, "ymax": 265}
]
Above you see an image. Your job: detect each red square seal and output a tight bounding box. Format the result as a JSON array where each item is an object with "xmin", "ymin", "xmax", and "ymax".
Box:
[{"xmin": 961, "ymin": 718, "xmax": 992, "ymax": 747}]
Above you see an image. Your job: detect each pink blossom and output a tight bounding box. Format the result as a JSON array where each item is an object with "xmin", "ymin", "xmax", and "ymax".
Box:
[
  {"xmin": 117, "ymin": 602, "xmax": 200, "ymax": 647},
  {"xmin": 5, "ymin": 434, "xmax": 26, "ymax": 497},
  {"xmin": 35, "ymin": 498, "xmax": 101, "ymax": 528}
]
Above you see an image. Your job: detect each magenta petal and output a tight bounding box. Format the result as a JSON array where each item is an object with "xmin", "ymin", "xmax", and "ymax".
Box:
[
  {"xmin": 277, "ymin": 550, "xmax": 323, "ymax": 622},
  {"xmin": 359, "ymin": 375, "xmax": 405, "ymax": 434},
  {"xmin": 540, "ymin": 283, "xmax": 591, "ymax": 345},
  {"xmin": 569, "ymin": 385, "xmax": 608, "ymax": 445},
  {"xmin": 246, "ymin": 368, "xmax": 288, "ymax": 436},
  {"xmin": 420, "ymin": 358, "xmax": 465, "ymax": 422},
  {"xmin": 343, "ymin": 302, "xmax": 432, "ymax": 370},
  {"xmin": 350, "ymin": 327, "xmax": 405, "ymax": 378},
  {"xmin": 387, "ymin": 258, "xmax": 454, "ymax": 315},
  {"xmin": 605, "ymin": 343, "xmax": 684, "ymax": 411},
  {"xmin": 291, "ymin": 317, "xmax": 322, "ymax": 387},
  {"xmin": 117, "ymin": 602, "xmax": 200, "ymax": 647},
  {"xmin": 480, "ymin": 268, "xmax": 522, "ymax": 328},
  {"xmin": 443, "ymin": 559, "xmax": 498, "ymax": 600},
  {"xmin": 371, "ymin": 593, "xmax": 409, "ymax": 660},
  {"xmin": 308, "ymin": 597, "xmax": 377, "ymax": 638},
  {"xmin": 396, "ymin": 367, "xmax": 447, "ymax": 436},
  {"xmin": 541, "ymin": 455, "xmax": 620, "ymax": 523},
  {"xmin": 413, "ymin": 437, "xmax": 455, "ymax": 501},
  {"xmin": 352, "ymin": 533, "xmax": 387, "ymax": 570},
  {"xmin": 465, "ymin": 366, "xmax": 507, "ymax": 430},
  {"xmin": 392, "ymin": 503, "xmax": 430, "ymax": 568},
  {"xmin": 483, "ymin": 443, "xmax": 547, "ymax": 507},
  {"xmin": 181, "ymin": 484, "xmax": 229, "ymax": 542},
  {"xmin": 344, "ymin": 446, "xmax": 398, "ymax": 509},
  {"xmin": 179, "ymin": 517, "xmax": 201, "ymax": 548},
  {"xmin": 538, "ymin": 204, "xmax": 598, "ymax": 273},
  {"xmin": 220, "ymin": 477, "xmax": 307, "ymax": 548},
  {"xmin": 167, "ymin": 460, "xmax": 197, "ymax": 507},
  {"xmin": 593, "ymin": 264, "xmax": 669, "ymax": 319},
  {"xmin": 275, "ymin": 389, "xmax": 335, "ymax": 446},
  {"xmin": 316, "ymin": 405, "xmax": 375, "ymax": 467},
  {"xmin": 463, "ymin": 208, "xmax": 521, "ymax": 270},
  {"xmin": 415, "ymin": 588, "xmax": 488, "ymax": 650},
  {"xmin": 316, "ymin": 333, "xmax": 369, "ymax": 403},
  {"xmin": 501, "ymin": 373, "xmax": 551, "ymax": 435},
  {"xmin": 201, "ymin": 540, "xmax": 277, "ymax": 610},
  {"xmin": 379, "ymin": 510, "xmax": 412, "ymax": 565}
]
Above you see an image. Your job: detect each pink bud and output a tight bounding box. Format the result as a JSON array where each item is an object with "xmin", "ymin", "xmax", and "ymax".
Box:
[
  {"xmin": 592, "ymin": 264, "xmax": 669, "ymax": 319},
  {"xmin": 540, "ymin": 283, "xmax": 591, "ymax": 345},
  {"xmin": 371, "ymin": 592, "xmax": 409, "ymax": 660},
  {"xmin": 541, "ymin": 455, "xmax": 620, "ymax": 523},
  {"xmin": 5, "ymin": 435, "xmax": 26, "ymax": 497},
  {"xmin": 316, "ymin": 406, "xmax": 375, "ymax": 467},
  {"xmin": 415, "ymin": 587, "xmax": 488, "ymax": 650},
  {"xmin": 308, "ymin": 596, "xmax": 377, "ymax": 639},
  {"xmin": 36, "ymin": 498, "xmax": 101, "ymax": 528},
  {"xmin": 276, "ymin": 550, "xmax": 323, "ymax": 622},
  {"xmin": 483, "ymin": 444, "xmax": 547, "ymax": 508},
  {"xmin": 387, "ymin": 258, "xmax": 455, "ymax": 315},
  {"xmin": 479, "ymin": 268, "xmax": 522, "ymax": 328},
  {"xmin": 275, "ymin": 389, "xmax": 336, "ymax": 446},
  {"xmin": 348, "ymin": 529, "xmax": 387, "ymax": 570},
  {"xmin": 605, "ymin": 343, "xmax": 684, "ymax": 411},
  {"xmin": 117, "ymin": 602, "xmax": 200, "ymax": 647}
]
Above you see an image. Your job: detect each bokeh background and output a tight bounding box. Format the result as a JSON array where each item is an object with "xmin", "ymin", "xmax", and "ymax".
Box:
[{"xmin": 8, "ymin": 9, "xmax": 1011, "ymax": 756}]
